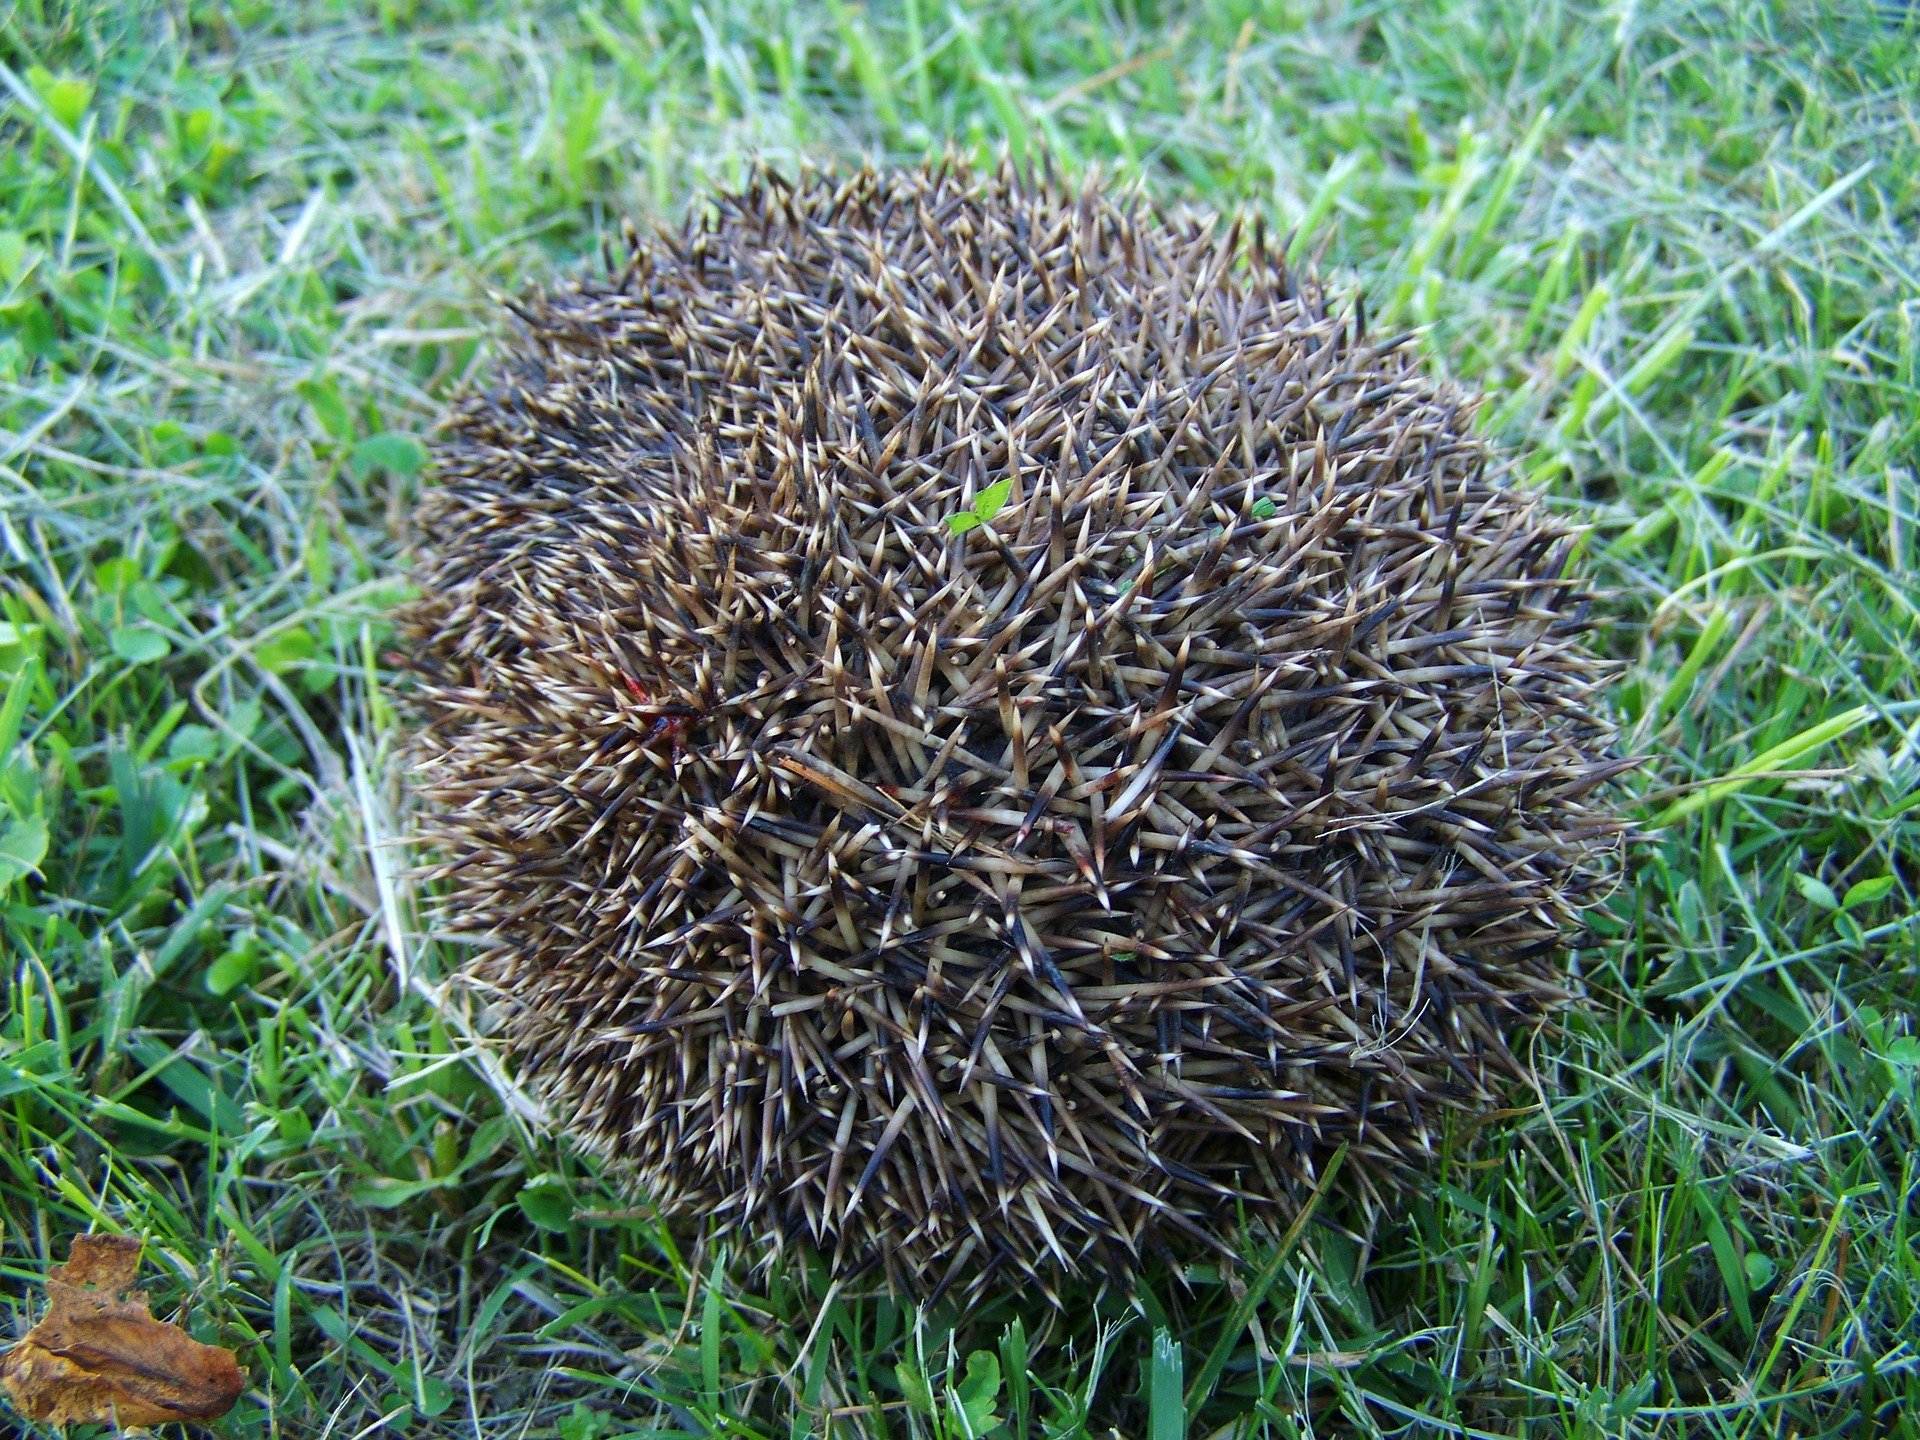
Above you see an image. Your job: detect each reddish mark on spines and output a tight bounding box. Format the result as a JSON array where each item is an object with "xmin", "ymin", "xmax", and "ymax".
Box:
[
  {"xmin": 617, "ymin": 673, "xmax": 694, "ymax": 758},
  {"xmin": 641, "ymin": 713, "xmax": 692, "ymax": 760}
]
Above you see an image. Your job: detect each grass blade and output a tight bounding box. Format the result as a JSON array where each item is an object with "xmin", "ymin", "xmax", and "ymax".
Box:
[{"xmin": 1185, "ymin": 1142, "xmax": 1348, "ymax": 1414}]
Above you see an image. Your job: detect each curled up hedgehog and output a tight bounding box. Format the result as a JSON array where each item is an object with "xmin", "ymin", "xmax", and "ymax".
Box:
[{"xmin": 400, "ymin": 162, "xmax": 1627, "ymax": 1301}]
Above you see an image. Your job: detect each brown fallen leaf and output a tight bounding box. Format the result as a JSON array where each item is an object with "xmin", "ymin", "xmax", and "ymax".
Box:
[{"xmin": 1, "ymin": 1233, "xmax": 245, "ymax": 1430}]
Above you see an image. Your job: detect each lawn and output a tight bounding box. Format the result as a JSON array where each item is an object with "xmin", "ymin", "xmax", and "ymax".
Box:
[{"xmin": 1, "ymin": 0, "xmax": 1917, "ymax": 1435}]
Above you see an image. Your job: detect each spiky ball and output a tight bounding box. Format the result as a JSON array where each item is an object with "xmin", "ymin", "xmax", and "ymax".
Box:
[{"xmin": 402, "ymin": 163, "xmax": 1622, "ymax": 1298}]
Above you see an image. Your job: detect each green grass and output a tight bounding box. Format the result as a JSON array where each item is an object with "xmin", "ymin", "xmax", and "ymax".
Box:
[{"xmin": 2, "ymin": 0, "xmax": 1917, "ymax": 1434}]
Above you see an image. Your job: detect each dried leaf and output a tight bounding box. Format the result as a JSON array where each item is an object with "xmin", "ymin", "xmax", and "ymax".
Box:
[{"xmin": 1, "ymin": 1234, "xmax": 245, "ymax": 1429}]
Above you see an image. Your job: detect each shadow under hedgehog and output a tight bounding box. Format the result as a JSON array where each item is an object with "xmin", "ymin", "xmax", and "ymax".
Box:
[{"xmin": 399, "ymin": 160, "xmax": 1628, "ymax": 1305}]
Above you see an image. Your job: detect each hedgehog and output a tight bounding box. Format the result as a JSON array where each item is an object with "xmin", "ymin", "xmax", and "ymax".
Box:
[{"xmin": 400, "ymin": 161, "xmax": 1626, "ymax": 1301}]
